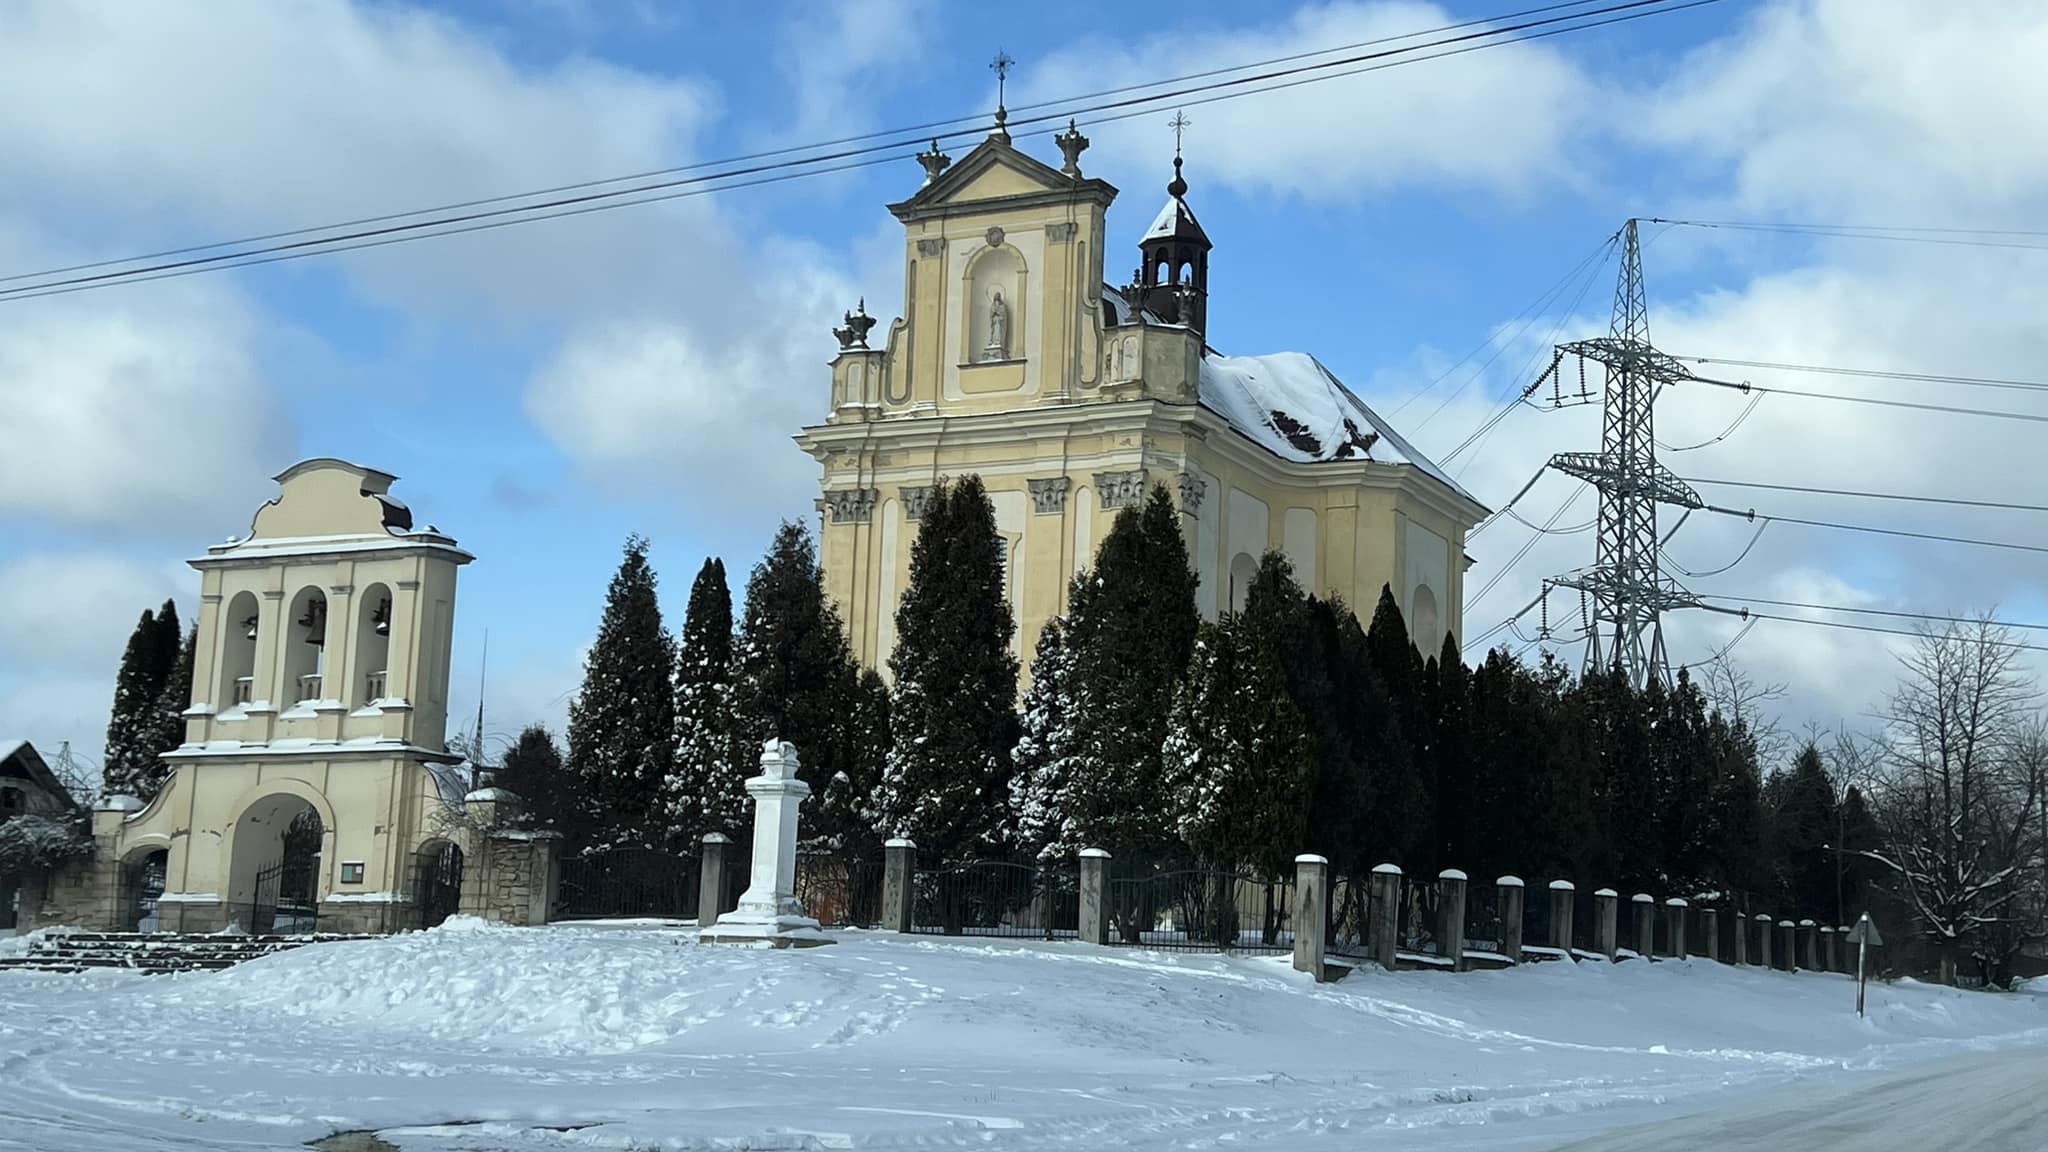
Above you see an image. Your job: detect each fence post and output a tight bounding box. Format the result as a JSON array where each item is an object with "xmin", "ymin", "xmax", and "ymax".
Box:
[
  {"xmin": 1293, "ymin": 855, "xmax": 1329, "ymax": 980},
  {"xmin": 1796, "ymin": 920, "xmax": 1816, "ymax": 971},
  {"xmin": 1821, "ymin": 926, "xmax": 1837, "ymax": 974},
  {"xmin": 1439, "ymin": 869, "xmax": 1468, "ymax": 972},
  {"xmin": 699, "ymin": 833, "xmax": 733, "ymax": 928},
  {"xmin": 1631, "ymin": 893, "xmax": 1655, "ymax": 959},
  {"xmin": 1548, "ymin": 880, "xmax": 1576, "ymax": 956},
  {"xmin": 882, "ymin": 838, "xmax": 916, "ymax": 934},
  {"xmin": 1837, "ymin": 925, "xmax": 1855, "ymax": 973},
  {"xmin": 1078, "ymin": 848, "xmax": 1111, "ymax": 945},
  {"xmin": 1666, "ymin": 898, "xmax": 1689, "ymax": 960},
  {"xmin": 1700, "ymin": 906, "xmax": 1719, "ymax": 962},
  {"xmin": 1777, "ymin": 920, "xmax": 1796, "ymax": 971},
  {"xmin": 1754, "ymin": 913, "xmax": 1774, "ymax": 969},
  {"xmin": 1369, "ymin": 863, "xmax": 1402, "ymax": 970},
  {"xmin": 1594, "ymin": 889, "xmax": 1619, "ymax": 960},
  {"xmin": 1497, "ymin": 876, "xmax": 1524, "ymax": 964}
]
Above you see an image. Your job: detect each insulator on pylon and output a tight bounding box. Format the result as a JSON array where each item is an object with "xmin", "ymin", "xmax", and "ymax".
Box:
[
  {"xmin": 1577, "ymin": 355, "xmax": 1590, "ymax": 400},
  {"xmin": 1539, "ymin": 586, "xmax": 1551, "ymax": 638}
]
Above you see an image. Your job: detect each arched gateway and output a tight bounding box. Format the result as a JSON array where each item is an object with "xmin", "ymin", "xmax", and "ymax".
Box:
[{"xmin": 15, "ymin": 460, "xmax": 559, "ymax": 936}]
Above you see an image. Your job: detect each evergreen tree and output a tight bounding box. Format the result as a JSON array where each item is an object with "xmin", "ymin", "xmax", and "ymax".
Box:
[
  {"xmin": 1764, "ymin": 742, "xmax": 1840, "ymax": 921},
  {"xmin": 731, "ymin": 520, "xmax": 868, "ymax": 850},
  {"xmin": 1011, "ymin": 616, "xmax": 1084, "ymax": 857},
  {"xmin": 496, "ymin": 724, "xmax": 571, "ymax": 831},
  {"xmin": 103, "ymin": 601, "xmax": 183, "ymax": 798},
  {"xmin": 1431, "ymin": 630, "xmax": 1474, "ymax": 868},
  {"xmin": 565, "ymin": 535, "xmax": 677, "ymax": 851},
  {"xmin": 1364, "ymin": 585, "xmax": 1433, "ymax": 868},
  {"xmin": 133, "ymin": 624, "xmax": 196, "ymax": 798},
  {"xmin": 1162, "ymin": 617, "xmax": 1314, "ymax": 875},
  {"xmin": 876, "ymin": 476, "xmax": 1020, "ymax": 858},
  {"xmin": 1048, "ymin": 485, "xmax": 1201, "ymax": 860},
  {"xmin": 828, "ymin": 668, "xmax": 893, "ymax": 860},
  {"xmin": 666, "ymin": 558, "xmax": 740, "ymax": 850}
]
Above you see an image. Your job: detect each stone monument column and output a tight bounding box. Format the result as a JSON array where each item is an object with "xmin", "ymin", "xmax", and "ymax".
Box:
[{"xmin": 699, "ymin": 740, "xmax": 834, "ymax": 948}]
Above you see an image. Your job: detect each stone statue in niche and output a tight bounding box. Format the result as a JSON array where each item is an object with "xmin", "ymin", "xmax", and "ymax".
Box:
[{"xmin": 983, "ymin": 289, "xmax": 1010, "ymax": 362}]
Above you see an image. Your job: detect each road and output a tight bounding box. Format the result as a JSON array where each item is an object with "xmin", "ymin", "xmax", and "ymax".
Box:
[{"xmin": 1543, "ymin": 1046, "xmax": 2048, "ymax": 1151}]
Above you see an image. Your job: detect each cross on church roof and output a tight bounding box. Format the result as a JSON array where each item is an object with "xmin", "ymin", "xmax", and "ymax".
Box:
[
  {"xmin": 991, "ymin": 50, "xmax": 1015, "ymax": 133},
  {"xmin": 1169, "ymin": 109, "xmax": 1191, "ymax": 158}
]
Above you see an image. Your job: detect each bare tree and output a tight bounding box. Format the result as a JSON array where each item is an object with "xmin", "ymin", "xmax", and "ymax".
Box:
[
  {"xmin": 1865, "ymin": 617, "xmax": 2039, "ymax": 984},
  {"xmin": 1700, "ymin": 652, "xmax": 1791, "ymax": 767}
]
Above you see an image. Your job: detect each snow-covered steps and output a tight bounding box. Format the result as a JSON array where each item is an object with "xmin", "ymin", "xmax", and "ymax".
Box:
[{"xmin": 0, "ymin": 931, "xmax": 373, "ymax": 974}]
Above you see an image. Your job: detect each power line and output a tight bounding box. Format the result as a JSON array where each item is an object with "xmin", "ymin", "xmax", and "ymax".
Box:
[
  {"xmin": 1, "ymin": 0, "xmax": 1724, "ymax": 302},
  {"xmin": 1720, "ymin": 607, "xmax": 2048, "ymax": 657},
  {"xmin": 1682, "ymin": 375, "xmax": 2048, "ymax": 427},
  {"xmin": 1676, "ymin": 355, "xmax": 2048, "ymax": 396},
  {"xmin": 1651, "ymin": 217, "xmax": 2048, "ymax": 253},
  {"xmin": 1685, "ymin": 477, "xmax": 2048, "ymax": 515},
  {"xmin": 1698, "ymin": 594, "xmax": 2048, "ymax": 635},
  {"xmin": 1701, "ymin": 504, "xmax": 2048, "ymax": 557},
  {"xmin": 0, "ymin": 0, "xmax": 1633, "ymax": 290},
  {"xmin": 1470, "ymin": 482, "xmax": 1589, "ymax": 609}
]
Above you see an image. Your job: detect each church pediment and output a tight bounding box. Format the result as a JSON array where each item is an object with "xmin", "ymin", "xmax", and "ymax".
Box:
[{"xmin": 890, "ymin": 136, "xmax": 1115, "ymax": 222}]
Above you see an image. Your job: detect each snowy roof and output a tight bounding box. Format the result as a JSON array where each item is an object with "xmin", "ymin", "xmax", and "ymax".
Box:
[
  {"xmin": 1143, "ymin": 194, "xmax": 1208, "ymax": 245},
  {"xmin": 464, "ymin": 787, "xmax": 519, "ymax": 803},
  {"xmin": 1195, "ymin": 352, "xmax": 1480, "ymax": 505}
]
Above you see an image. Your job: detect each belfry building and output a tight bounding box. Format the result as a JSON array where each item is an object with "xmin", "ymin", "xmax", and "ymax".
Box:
[{"xmin": 799, "ymin": 120, "xmax": 1487, "ymax": 675}]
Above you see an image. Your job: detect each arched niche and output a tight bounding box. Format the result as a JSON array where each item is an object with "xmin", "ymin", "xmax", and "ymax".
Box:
[
  {"xmin": 355, "ymin": 582, "xmax": 393, "ymax": 705},
  {"xmin": 1228, "ymin": 552, "xmax": 1259, "ymax": 613},
  {"xmin": 964, "ymin": 244, "xmax": 1026, "ymax": 363},
  {"xmin": 283, "ymin": 586, "xmax": 328, "ymax": 703},
  {"xmin": 220, "ymin": 590, "xmax": 260, "ymax": 706},
  {"xmin": 1412, "ymin": 584, "xmax": 1441, "ymax": 653}
]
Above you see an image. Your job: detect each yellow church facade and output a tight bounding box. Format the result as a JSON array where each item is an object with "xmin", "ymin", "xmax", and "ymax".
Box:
[{"xmin": 798, "ymin": 123, "xmax": 1487, "ymax": 677}]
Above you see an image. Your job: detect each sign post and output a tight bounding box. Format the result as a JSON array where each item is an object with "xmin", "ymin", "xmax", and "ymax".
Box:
[{"xmin": 1847, "ymin": 912, "xmax": 1883, "ymax": 1017}]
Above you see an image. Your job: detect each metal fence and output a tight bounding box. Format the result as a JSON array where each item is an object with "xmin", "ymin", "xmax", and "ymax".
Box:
[
  {"xmin": 555, "ymin": 847, "xmax": 699, "ymax": 920},
  {"xmin": 1464, "ymin": 884, "xmax": 1504, "ymax": 955},
  {"xmin": 911, "ymin": 860, "xmax": 1078, "ymax": 938},
  {"xmin": 1523, "ymin": 887, "xmax": 1556, "ymax": 953},
  {"xmin": 797, "ymin": 854, "xmax": 884, "ymax": 930},
  {"xmin": 1396, "ymin": 874, "xmax": 1441, "ymax": 957},
  {"xmin": 411, "ymin": 843, "xmax": 464, "ymax": 931},
  {"xmin": 1327, "ymin": 873, "xmax": 1373, "ymax": 959},
  {"xmin": 247, "ymin": 858, "xmax": 319, "ymax": 936},
  {"xmin": 1106, "ymin": 867, "xmax": 1293, "ymax": 953}
]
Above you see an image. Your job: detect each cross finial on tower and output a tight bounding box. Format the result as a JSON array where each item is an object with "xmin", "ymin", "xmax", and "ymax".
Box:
[
  {"xmin": 1169, "ymin": 109, "xmax": 1191, "ymax": 159},
  {"xmin": 990, "ymin": 50, "xmax": 1015, "ymax": 137}
]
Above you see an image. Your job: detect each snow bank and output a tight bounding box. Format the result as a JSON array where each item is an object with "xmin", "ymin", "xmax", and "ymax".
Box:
[{"xmin": 3, "ymin": 927, "xmax": 2045, "ymax": 1151}]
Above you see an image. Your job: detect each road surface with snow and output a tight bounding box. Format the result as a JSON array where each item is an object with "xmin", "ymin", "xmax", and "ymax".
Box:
[{"xmin": 2, "ymin": 920, "xmax": 2044, "ymax": 1150}]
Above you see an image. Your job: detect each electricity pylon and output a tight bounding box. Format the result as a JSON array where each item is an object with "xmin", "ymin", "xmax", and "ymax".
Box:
[{"xmin": 1539, "ymin": 219, "xmax": 1703, "ymax": 688}]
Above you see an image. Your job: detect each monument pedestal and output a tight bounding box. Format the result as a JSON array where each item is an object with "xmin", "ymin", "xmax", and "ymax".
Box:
[{"xmin": 698, "ymin": 739, "xmax": 836, "ymax": 949}]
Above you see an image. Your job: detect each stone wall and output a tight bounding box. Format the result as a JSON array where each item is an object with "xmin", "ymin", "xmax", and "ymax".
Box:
[
  {"xmin": 16, "ymin": 854, "xmax": 121, "ymax": 933},
  {"xmin": 468, "ymin": 831, "xmax": 557, "ymax": 927}
]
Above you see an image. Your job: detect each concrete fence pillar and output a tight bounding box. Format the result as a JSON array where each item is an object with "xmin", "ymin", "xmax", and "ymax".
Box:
[
  {"xmin": 1594, "ymin": 889, "xmax": 1619, "ymax": 960},
  {"xmin": 1548, "ymin": 880, "xmax": 1576, "ymax": 955},
  {"xmin": 1439, "ymin": 869, "xmax": 1468, "ymax": 972},
  {"xmin": 699, "ymin": 833, "xmax": 734, "ymax": 928},
  {"xmin": 882, "ymin": 838, "xmax": 916, "ymax": 933},
  {"xmin": 1700, "ymin": 907, "xmax": 1720, "ymax": 962},
  {"xmin": 1836, "ymin": 926, "xmax": 1855, "ymax": 973},
  {"xmin": 1498, "ymin": 877, "xmax": 1525, "ymax": 964},
  {"xmin": 1776, "ymin": 920, "xmax": 1796, "ymax": 971},
  {"xmin": 1293, "ymin": 855, "xmax": 1329, "ymax": 980},
  {"xmin": 1666, "ymin": 898, "xmax": 1690, "ymax": 960},
  {"xmin": 1631, "ymin": 893, "xmax": 1656, "ymax": 959},
  {"xmin": 1754, "ymin": 913, "xmax": 1774, "ymax": 969},
  {"xmin": 1368, "ymin": 864, "xmax": 1403, "ymax": 970},
  {"xmin": 1732, "ymin": 907, "xmax": 1749, "ymax": 965},
  {"xmin": 1797, "ymin": 920, "xmax": 1817, "ymax": 971},
  {"xmin": 1078, "ymin": 848, "xmax": 1111, "ymax": 945},
  {"xmin": 1821, "ymin": 926, "xmax": 1838, "ymax": 974}
]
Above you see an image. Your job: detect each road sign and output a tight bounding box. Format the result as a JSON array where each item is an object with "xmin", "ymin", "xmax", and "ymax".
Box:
[{"xmin": 1850, "ymin": 912, "xmax": 1880, "ymax": 1016}]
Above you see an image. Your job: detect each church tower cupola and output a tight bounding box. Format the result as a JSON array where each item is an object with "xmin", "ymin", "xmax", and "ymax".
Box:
[{"xmin": 1135, "ymin": 111, "xmax": 1212, "ymax": 335}]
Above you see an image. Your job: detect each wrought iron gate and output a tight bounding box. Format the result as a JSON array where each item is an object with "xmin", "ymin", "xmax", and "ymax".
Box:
[
  {"xmin": 248, "ymin": 858, "xmax": 319, "ymax": 935},
  {"xmin": 554, "ymin": 847, "xmax": 698, "ymax": 920},
  {"xmin": 412, "ymin": 843, "xmax": 464, "ymax": 930}
]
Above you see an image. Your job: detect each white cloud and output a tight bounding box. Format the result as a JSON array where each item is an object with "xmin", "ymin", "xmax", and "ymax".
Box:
[
  {"xmin": 0, "ymin": 277, "xmax": 291, "ymax": 535},
  {"xmin": 1018, "ymin": 1, "xmax": 1593, "ymax": 201}
]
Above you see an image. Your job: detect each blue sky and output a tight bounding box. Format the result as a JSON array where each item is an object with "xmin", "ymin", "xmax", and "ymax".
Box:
[{"xmin": 5, "ymin": 0, "xmax": 2048, "ymax": 774}]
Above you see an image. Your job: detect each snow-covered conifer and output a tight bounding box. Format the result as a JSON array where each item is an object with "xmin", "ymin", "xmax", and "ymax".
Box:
[
  {"xmin": 103, "ymin": 600, "xmax": 183, "ymax": 799},
  {"xmin": 566, "ymin": 535, "xmax": 676, "ymax": 851},
  {"xmin": 876, "ymin": 476, "xmax": 1019, "ymax": 858},
  {"xmin": 1011, "ymin": 616, "xmax": 1084, "ymax": 857},
  {"xmin": 667, "ymin": 558, "xmax": 740, "ymax": 849}
]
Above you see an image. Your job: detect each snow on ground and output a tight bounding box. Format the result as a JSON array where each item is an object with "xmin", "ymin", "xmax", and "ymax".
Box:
[{"xmin": 2, "ymin": 923, "xmax": 2045, "ymax": 1152}]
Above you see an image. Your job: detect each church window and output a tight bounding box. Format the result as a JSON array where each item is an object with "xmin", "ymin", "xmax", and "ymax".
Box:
[{"xmin": 1227, "ymin": 552, "xmax": 1258, "ymax": 614}]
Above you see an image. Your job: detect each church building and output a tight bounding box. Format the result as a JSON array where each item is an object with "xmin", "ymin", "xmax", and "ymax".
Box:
[{"xmin": 798, "ymin": 115, "xmax": 1488, "ymax": 675}]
